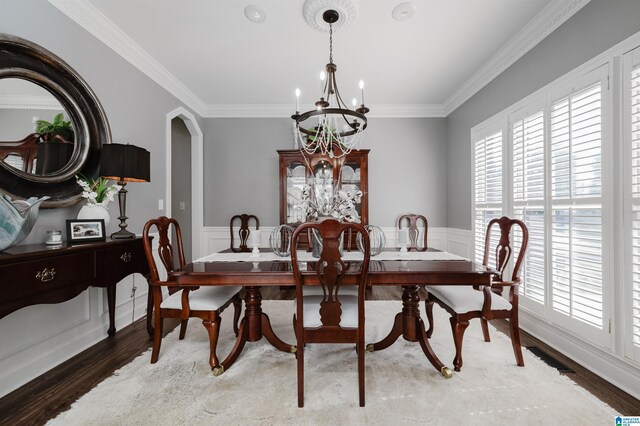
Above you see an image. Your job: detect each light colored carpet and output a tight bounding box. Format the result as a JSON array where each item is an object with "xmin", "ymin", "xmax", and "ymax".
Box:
[{"xmin": 48, "ymin": 301, "xmax": 616, "ymax": 425}]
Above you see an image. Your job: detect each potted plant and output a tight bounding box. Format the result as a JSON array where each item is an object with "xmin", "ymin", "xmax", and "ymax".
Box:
[{"xmin": 35, "ymin": 113, "xmax": 74, "ymax": 142}]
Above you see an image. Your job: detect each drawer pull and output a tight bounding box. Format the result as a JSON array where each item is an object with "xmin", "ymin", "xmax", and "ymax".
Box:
[
  {"xmin": 120, "ymin": 252, "xmax": 133, "ymax": 263},
  {"xmin": 36, "ymin": 268, "xmax": 56, "ymax": 282}
]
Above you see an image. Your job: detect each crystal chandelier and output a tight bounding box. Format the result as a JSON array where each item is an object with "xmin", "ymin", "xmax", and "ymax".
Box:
[{"xmin": 291, "ymin": 9, "xmax": 369, "ymax": 159}]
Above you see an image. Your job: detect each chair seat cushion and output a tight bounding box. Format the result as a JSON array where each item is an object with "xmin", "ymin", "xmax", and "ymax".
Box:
[
  {"xmin": 294, "ymin": 294, "xmax": 359, "ymax": 328},
  {"xmin": 160, "ymin": 285, "xmax": 241, "ymax": 311},
  {"xmin": 427, "ymin": 285, "xmax": 512, "ymax": 313}
]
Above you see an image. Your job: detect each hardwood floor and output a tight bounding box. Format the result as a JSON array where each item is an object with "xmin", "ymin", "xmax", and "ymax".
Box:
[{"xmin": 0, "ymin": 287, "xmax": 637, "ymax": 425}]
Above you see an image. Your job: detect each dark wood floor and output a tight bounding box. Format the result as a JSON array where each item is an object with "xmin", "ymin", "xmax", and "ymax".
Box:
[{"xmin": 0, "ymin": 287, "xmax": 637, "ymax": 425}]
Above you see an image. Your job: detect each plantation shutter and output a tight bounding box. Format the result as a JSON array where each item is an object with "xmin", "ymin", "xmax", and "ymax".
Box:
[
  {"xmin": 549, "ymin": 74, "xmax": 605, "ymax": 339},
  {"xmin": 473, "ymin": 131, "xmax": 502, "ymax": 266},
  {"xmin": 513, "ymin": 110, "xmax": 545, "ymax": 305},
  {"xmin": 625, "ymin": 49, "xmax": 640, "ymax": 360}
]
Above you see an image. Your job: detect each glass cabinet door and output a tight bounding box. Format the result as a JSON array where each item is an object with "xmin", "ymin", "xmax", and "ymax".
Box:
[
  {"xmin": 286, "ymin": 160, "xmax": 307, "ymax": 223},
  {"xmin": 341, "ymin": 159, "xmax": 363, "ymax": 221}
]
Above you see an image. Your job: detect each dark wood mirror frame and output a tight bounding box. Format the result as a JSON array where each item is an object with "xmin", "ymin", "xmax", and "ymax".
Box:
[{"xmin": 0, "ymin": 33, "xmax": 111, "ymax": 208}]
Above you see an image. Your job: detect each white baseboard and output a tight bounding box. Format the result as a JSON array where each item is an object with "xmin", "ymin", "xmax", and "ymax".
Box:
[
  {"xmin": 519, "ymin": 310, "xmax": 640, "ymax": 400},
  {"xmin": 0, "ymin": 281, "xmax": 147, "ymax": 398}
]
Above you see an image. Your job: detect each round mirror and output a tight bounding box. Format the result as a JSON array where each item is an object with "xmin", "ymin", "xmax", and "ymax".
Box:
[
  {"xmin": 0, "ymin": 33, "xmax": 111, "ymax": 208},
  {"xmin": 0, "ymin": 78, "xmax": 75, "ymax": 176}
]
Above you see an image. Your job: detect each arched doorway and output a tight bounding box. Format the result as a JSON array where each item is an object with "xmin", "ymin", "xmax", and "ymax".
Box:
[{"xmin": 165, "ymin": 107, "xmax": 204, "ymax": 260}]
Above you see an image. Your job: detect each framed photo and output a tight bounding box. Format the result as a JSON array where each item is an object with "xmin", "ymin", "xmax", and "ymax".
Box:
[{"xmin": 66, "ymin": 219, "xmax": 106, "ymax": 244}]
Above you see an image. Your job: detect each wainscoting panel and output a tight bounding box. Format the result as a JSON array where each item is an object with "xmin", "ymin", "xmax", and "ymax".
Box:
[
  {"xmin": 0, "ymin": 236, "xmax": 157, "ymax": 399},
  {"xmin": 198, "ymin": 226, "xmax": 457, "ymax": 259},
  {"xmin": 0, "ymin": 291, "xmax": 92, "ymax": 361}
]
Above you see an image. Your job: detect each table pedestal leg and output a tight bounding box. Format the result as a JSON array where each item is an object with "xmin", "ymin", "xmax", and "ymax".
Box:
[
  {"xmin": 367, "ymin": 285, "xmax": 452, "ymax": 378},
  {"xmin": 213, "ymin": 286, "xmax": 295, "ymax": 376}
]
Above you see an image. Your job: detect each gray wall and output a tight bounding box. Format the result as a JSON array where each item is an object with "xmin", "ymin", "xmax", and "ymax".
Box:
[
  {"xmin": 204, "ymin": 117, "xmax": 447, "ymax": 227},
  {"xmin": 0, "ymin": 108, "xmax": 63, "ymax": 140},
  {"xmin": 171, "ymin": 118, "xmax": 192, "ymax": 262},
  {"xmin": 1, "ymin": 0, "xmax": 203, "ymax": 244},
  {"xmin": 445, "ymin": 0, "xmax": 640, "ymax": 230}
]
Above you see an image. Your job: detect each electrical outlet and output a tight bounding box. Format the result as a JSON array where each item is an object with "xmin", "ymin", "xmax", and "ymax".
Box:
[
  {"xmin": 158, "ymin": 199, "xmax": 164, "ymax": 210},
  {"xmin": 179, "ymin": 202, "xmax": 186, "ymax": 211}
]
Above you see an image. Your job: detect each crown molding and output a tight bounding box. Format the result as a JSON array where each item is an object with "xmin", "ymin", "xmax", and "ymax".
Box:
[
  {"xmin": 443, "ymin": 0, "xmax": 591, "ymax": 115},
  {"xmin": 49, "ymin": 0, "xmax": 585, "ymax": 120},
  {"xmin": 0, "ymin": 95, "xmax": 62, "ymax": 110},
  {"xmin": 201, "ymin": 103, "xmax": 445, "ymax": 118},
  {"xmin": 48, "ymin": 0, "xmax": 207, "ymax": 116}
]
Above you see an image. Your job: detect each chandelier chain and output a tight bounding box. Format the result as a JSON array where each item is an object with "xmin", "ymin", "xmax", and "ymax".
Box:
[{"xmin": 329, "ymin": 23, "xmax": 333, "ymax": 64}]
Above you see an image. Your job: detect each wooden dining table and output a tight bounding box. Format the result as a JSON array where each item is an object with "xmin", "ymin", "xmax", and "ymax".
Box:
[{"xmin": 169, "ymin": 248, "xmax": 496, "ymax": 378}]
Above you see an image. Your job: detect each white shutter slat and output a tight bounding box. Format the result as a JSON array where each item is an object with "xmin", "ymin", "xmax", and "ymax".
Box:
[
  {"xmin": 551, "ymin": 206, "xmax": 603, "ymax": 329},
  {"xmin": 631, "ymin": 64, "xmax": 640, "ymax": 350},
  {"xmin": 474, "ymin": 130, "xmax": 502, "ymax": 266},
  {"xmin": 550, "ymin": 80, "xmax": 603, "ymax": 331},
  {"xmin": 513, "ymin": 109, "xmax": 545, "ymax": 305}
]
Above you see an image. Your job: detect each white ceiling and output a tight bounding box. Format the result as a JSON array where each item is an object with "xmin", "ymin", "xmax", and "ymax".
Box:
[{"xmin": 50, "ymin": 0, "xmax": 589, "ymax": 117}]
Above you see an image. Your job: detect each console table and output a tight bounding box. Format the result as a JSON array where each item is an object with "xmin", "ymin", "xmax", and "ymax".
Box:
[{"xmin": 0, "ymin": 238, "xmax": 149, "ymax": 336}]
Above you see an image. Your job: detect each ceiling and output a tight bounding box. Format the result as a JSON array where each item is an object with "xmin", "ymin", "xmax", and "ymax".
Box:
[{"xmin": 49, "ymin": 0, "xmax": 589, "ymax": 117}]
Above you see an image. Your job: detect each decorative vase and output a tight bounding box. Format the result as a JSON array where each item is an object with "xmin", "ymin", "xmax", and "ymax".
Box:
[
  {"xmin": 269, "ymin": 224, "xmax": 294, "ymax": 257},
  {"xmin": 0, "ymin": 195, "xmax": 49, "ymax": 251},
  {"xmin": 357, "ymin": 225, "xmax": 386, "ymax": 256},
  {"xmin": 77, "ymin": 203, "xmax": 110, "ymax": 227}
]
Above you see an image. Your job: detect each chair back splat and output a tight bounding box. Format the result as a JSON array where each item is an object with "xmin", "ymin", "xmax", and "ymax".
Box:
[
  {"xmin": 483, "ymin": 216, "xmax": 528, "ymax": 283},
  {"xmin": 398, "ymin": 213, "xmax": 429, "ymax": 251},
  {"xmin": 230, "ymin": 214, "xmax": 259, "ymax": 252},
  {"xmin": 291, "ymin": 219, "xmax": 370, "ymax": 407}
]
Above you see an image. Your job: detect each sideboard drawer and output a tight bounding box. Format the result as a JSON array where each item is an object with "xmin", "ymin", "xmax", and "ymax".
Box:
[
  {"xmin": 95, "ymin": 240, "xmax": 148, "ymax": 286},
  {"xmin": 0, "ymin": 252, "xmax": 94, "ymax": 298}
]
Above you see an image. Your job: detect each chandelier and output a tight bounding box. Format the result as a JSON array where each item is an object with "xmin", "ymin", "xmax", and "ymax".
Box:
[{"xmin": 291, "ymin": 9, "xmax": 369, "ymax": 159}]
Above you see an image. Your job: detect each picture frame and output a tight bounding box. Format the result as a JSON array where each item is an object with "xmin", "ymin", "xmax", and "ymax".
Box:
[{"xmin": 66, "ymin": 219, "xmax": 106, "ymax": 244}]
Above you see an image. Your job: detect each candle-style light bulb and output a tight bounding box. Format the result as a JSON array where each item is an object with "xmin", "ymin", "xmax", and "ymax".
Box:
[
  {"xmin": 295, "ymin": 88, "xmax": 300, "ymax": 112},
  {"xmin": 359, "ymin": 80, "xmax": 365, "ymax": 105},
  {"xmin": 320, "ymin": 70, "xmax": 326, "ymax": 96},
  {"xmin": 352, "ymin": 98, "xmax": 357, "ymax": 108}
]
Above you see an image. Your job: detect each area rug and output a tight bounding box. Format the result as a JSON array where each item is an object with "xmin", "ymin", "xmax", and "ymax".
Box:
[{"xmin": 48, "ymin": 301, "xmax": 616, "ymax": 425}]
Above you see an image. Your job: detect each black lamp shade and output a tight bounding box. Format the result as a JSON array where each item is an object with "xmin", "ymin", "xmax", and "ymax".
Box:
[
  {"xmin": 100, "ymin": 143, "xmax": 150, "ymax": 182},
  {"xmin": 35, "ymin": 140, "xmax": 74, "ymax": 174}
]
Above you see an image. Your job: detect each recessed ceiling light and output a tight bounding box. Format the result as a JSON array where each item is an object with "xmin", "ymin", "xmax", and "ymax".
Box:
[
  {"xmin": 392, "ymin": 2, "xmax": 416, "ymax": 21},
  {"xmin": 244, "ymin": 5, "xmax": 266, "ymax": 23}
]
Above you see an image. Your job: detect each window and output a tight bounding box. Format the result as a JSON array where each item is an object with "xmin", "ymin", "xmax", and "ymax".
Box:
[
  {"xmin": 471, "ymin": 64, "xmax": 610, "ymax": 347},
  {"xmin": 473, "ymin": 129, "xmax": 503, "ymax": 266},
  {"xmin": 624, "ymin": 47, "xmax": 640, "ymax": 362},
  {"xmin": 548, "ymin": 68, "xmax": 608, "ymax": 345},
  {"xmin": 512, "ymin": 109, "xmax": 545, "ymax": 307}
]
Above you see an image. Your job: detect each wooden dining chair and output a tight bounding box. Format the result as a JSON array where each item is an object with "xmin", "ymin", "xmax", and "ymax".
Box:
[
  {"xmin": 230, "ymin": 213, "xmax": 260, "ymax": 252},
  {"xmin": 291, "ymin": 219, "xmax": 371, "ymax": 408},
  {"xmin": 143, "ymin": 216, "xmax": 242, "ymax": 370},
  {"xmin": 425, "ymin": 216, "xmax": 528, "ymax": 371},
  {"xmin": 398, "ymin": 213, "xmax": 428, "ymax": 251}
]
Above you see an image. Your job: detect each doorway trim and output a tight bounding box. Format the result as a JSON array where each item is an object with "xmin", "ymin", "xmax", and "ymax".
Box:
[{"xmin": 165, "ymin": 107, "xmax": 204, "ymax": 258}]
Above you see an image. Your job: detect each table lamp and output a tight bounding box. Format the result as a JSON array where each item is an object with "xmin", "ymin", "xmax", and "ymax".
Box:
[{"xmin": 100, "ymin": 143, "xmax": 150, "ymax": 239}]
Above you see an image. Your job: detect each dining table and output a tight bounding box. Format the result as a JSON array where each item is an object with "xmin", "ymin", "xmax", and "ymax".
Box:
[{"xmin": 169, "ymin": 248, "xmax": 496, "ymax": 378}]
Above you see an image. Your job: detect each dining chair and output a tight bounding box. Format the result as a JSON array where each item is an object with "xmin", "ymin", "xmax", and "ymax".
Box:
[
  {"xmin": 143, "ymin": 216, "xmax": 242, "ymax": 370},
  {"xmin": 398, "ymin": 213, "xmax": 428, "ymax": 251},
  {"xmin": 291, "ymin": 219, "xmax": 371, "ymax": 407},
  {"xmin": 425, "ymin": 216, "xmax": 528, "ymax": 371},
  {"xmin": 230, "ymin": 213, "xmax": 260, "ymax": 252}
]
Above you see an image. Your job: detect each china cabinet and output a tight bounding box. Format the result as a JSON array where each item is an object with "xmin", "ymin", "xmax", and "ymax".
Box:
[{"xmin": 278, "ymin": 149, "xmax": 369, "ymax": 247}]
